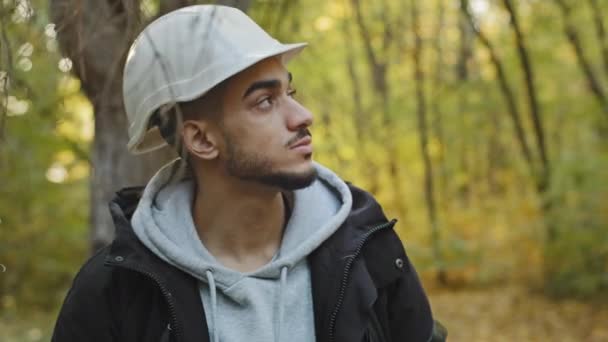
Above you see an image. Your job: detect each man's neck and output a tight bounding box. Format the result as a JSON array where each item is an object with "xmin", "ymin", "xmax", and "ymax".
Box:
[{"xmin": 191, "ymin": 176, "xmax": 288, "ymax": 273}]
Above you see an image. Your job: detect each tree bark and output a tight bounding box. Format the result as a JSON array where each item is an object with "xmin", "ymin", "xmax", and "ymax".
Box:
[{"xmin": 51, "ymin": 0, "xmax": 251, "ymax": 253}]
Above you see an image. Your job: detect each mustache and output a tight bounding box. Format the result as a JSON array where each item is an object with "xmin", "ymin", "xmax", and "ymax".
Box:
[{"xmin": 286, "ymin": 128, "xmax": 312, "ymax": 147}]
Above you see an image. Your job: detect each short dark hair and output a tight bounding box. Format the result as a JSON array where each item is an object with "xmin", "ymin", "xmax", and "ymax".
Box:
[{"xmin": 148, "ymin": 78, "xmax": 229, "ymax": 150}]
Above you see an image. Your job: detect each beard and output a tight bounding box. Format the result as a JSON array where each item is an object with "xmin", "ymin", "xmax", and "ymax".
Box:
[{"xmin": 222, "ymin": 131, "xmax": 317, "ymax": 190}]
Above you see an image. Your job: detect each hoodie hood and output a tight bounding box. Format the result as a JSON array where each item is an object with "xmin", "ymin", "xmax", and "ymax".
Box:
[
  {"xmin": 131, "ymin": 159, "xmax": 352, "ymax": 292},
  {"xmin": 130, "ymin": 158, "xmax": 352, "ymax": 342}
]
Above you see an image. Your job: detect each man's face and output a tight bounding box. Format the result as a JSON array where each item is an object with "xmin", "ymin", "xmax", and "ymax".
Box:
[{"xmin": 216, "ymin": 57, "xmax": 316, "ymax": 190}]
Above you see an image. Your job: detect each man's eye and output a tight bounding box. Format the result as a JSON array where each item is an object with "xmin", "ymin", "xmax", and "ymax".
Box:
[{"xmin": 257, "ymin": 97, "xmax": 273, "ymax": 109}]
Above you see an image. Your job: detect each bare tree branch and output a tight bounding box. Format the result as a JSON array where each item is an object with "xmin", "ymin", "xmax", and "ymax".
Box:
[
  {"xmin": 380, "ymin": 0, "xmax": 393, "ymax": 53},
  {"xmin": 341, "ymin": 18, "xmax": 366, "ymax": 148},
  {"xmin": 351, "ymin": 0, "xmax": 385, "ymax": 97},
  {"xmin": 502, "ymin": 0, "xmax": 549, "ymax": 187},
  {"xmin": 460, "ymin": 0, "xmax": 534, "ymax": 176},
  {"xmin": 588, "ymin": 0, "xmax": 608, "ymax": 78},
  {"xmin": 350, "ymin": 0, "xmax": 408, "ymax": 218},
  {"xmin": 555, "ymin": 0, "xmax": 608, "ymax": 118},
  {"xmin": 340, "ymin": 15, "xmax": 381, "ymax": 193}
]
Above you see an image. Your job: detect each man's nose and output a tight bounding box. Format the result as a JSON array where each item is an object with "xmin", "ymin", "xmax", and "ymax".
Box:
[{"xmin": 286, "ymin": 99, "xmax": 313, "ymax": 130}]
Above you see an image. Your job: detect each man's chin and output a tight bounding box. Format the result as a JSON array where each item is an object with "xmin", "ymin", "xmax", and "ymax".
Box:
[
  {"xmin": 257, "ymin": 165, "xmax": 318, "ymax": 191},
  {"xmin": 224, "ymin": 149, "xmax": 317, "ymax": 190}
]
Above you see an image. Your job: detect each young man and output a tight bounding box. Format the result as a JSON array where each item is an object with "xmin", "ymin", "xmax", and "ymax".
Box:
[{"xmin": 52, "ymin": 5, "xmax": 446, "ymax": 342}]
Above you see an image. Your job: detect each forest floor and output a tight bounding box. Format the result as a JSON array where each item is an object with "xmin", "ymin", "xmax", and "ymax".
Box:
[
  {"xmin": 429, "ymin": 285, "xmax": 608, "ymax": 341},
  {"xmin": 2, "ymin": 285, "xmax": 607, "ymax": 341}
]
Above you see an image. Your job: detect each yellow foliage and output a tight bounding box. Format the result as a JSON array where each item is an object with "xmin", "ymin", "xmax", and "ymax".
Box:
[
  {"xmin": 341, "ymin": 144, "xmax": 357, "ymax": 161},
  {"xmin": 327, "ymin": 2, "xmax": 346, "ymax": 18},
  {"xmin": 314, "ymin": 16, "xmax": 334, "ymax": 32},
  {"xmin": 53, "ymin": 150, "xmax": 75, "ymax": 165},
  {"xmin": 55, "ymin": 94, "xmax": 94, "ymax": 142},
  {"xmin": 428, "ymin": 137, "xmax": 443, "ymax": 159},
  {"xmin": 68, "ymin": 161, "xmax": 89, "ymax": 181},
  {"xmin": 57, "ymin": 75, "xmax": 80, "ymax": 96}
]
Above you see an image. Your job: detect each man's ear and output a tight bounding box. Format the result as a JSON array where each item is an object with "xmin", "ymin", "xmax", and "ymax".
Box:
[{"xmin": 182, "ymin": 120, "xmax": 219, "ymax": 160}]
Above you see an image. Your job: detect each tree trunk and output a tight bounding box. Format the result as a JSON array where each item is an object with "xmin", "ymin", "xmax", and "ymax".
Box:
[
  {"xmin": 351, "ymin": 0, "xmax": 407, "ymax": 218},
  {"xmin": 486, "ymin": 88, "xmax": 504, "ymax": 195},
  {"xmin": 431, "ymin": 0, "xmax": 448, "ymax": 210},
  {"xmin": 51, "ymin": 0, "xmax": 251, "ymax": 253},
  {"xmin": 503, "ymin": 1, "xmax": 561, "ymax": 255},
  {"xmin": 460, "ymin": 0, "xmax": 534, "ymax": 176},
  {"xmin": 502, "ymin": 0, "xmax": 549, "ymax": 191},
  {"xmin": 411, "ymin": 0, "xmax": 445, "ymax": 284},
  {"xmin": 0, "ymin": 0, "xmax": 13, "ymax": 142},
  {"xmin": 341, "ymin": 17, "xmax": 380, "ymax": 193},
  {"xmin": 456, "ymin": 4, "xmax": 474, "ymax": 205}
]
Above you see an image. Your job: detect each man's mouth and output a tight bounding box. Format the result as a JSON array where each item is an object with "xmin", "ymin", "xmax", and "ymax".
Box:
[
  {"xmin": 287, "ymin": 128, "xmax": 312, "ymax": 149},
  {"xmin": 289, "ymin": 136, "xmax": 312, "ymax": 149}
]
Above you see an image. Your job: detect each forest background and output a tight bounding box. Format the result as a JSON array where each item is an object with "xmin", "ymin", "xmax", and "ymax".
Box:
[{"xmin": 1, "ymin": 0, "xmax": 608, "ymax": 341}]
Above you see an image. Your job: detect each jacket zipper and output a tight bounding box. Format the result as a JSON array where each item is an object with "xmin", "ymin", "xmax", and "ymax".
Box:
[
  {"xmin": 107, "ymin": 261, "xmax": 182, "ymax": 342},
  {"xmin": 328, "ymin": 219, "xmax": 397, "ymax": 342}
]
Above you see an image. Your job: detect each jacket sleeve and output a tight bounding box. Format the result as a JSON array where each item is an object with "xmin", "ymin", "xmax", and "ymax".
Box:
[
  {"xmin": 386, "ymin": 253, "xmax": 447, "ymax": 342},
  {"xmin": 52, "ymin": 249, "xmax": 118, "ymax": 342}
]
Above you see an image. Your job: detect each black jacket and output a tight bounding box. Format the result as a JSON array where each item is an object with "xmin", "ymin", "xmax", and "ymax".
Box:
[{"xmin": 52, "ymin": 183, "xmax": 446, "ymax": 342}]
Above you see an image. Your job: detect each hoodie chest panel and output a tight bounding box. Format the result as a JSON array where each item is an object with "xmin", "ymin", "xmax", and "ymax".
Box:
[{"xmin": 199, "ymin": 260, "xmax": 316, "ymax": 342}]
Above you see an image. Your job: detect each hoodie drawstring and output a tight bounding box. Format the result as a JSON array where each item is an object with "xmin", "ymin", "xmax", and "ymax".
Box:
[
  {"xmin": 276, "ymin": 266, "xmax": 288, "ymax": 342},
  {"xmin": 206, "ymin": 270, "xmax": 219, "ymax": 342},
  {"xmin": 205, "ymin": 267, "xmax": 289, "ymax": 342}
]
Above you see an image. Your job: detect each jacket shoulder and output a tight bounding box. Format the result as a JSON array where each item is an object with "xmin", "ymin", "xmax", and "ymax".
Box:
[
  {"xmin": 64, "ymin": 246, "xmax": 115, "ymax": 300},
  {"xmin": 51, "ymin": 246, "xmax": 119, "ymax": 341}
]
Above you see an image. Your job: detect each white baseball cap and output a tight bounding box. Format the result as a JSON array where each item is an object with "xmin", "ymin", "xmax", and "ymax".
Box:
[{"xmin": 123, "ymin": 5, "xmax": 307, "ymax": 154}]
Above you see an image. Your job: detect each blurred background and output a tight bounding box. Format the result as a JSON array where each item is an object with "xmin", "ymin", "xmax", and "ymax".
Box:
[{"xmin": 1, "ymin": 0, "xmax": 607, "ymax": 341}]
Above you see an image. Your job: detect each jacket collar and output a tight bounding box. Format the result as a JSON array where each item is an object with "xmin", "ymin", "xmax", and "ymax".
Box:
[
  {"xmin": 105, "ymin": 186, "xmax": 210, "ymax": 342},
  {"xmin": 105, "ymin": 182, "xmax": 391, "ymax": 266}
]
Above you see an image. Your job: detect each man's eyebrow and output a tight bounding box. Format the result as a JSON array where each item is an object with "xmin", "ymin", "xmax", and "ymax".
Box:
[
  {"xmin": 242, "ymin": 72, "xmax": 293, "ymax": 99},
  {"xmin": 243, "ymin": 79, "xmax": 281, "ymax": 99}
]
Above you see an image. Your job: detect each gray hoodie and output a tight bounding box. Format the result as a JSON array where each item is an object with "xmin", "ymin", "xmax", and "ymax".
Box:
[{"xmin": 130, "ymin": 159, "xmax": 352, "ymax": 342}]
